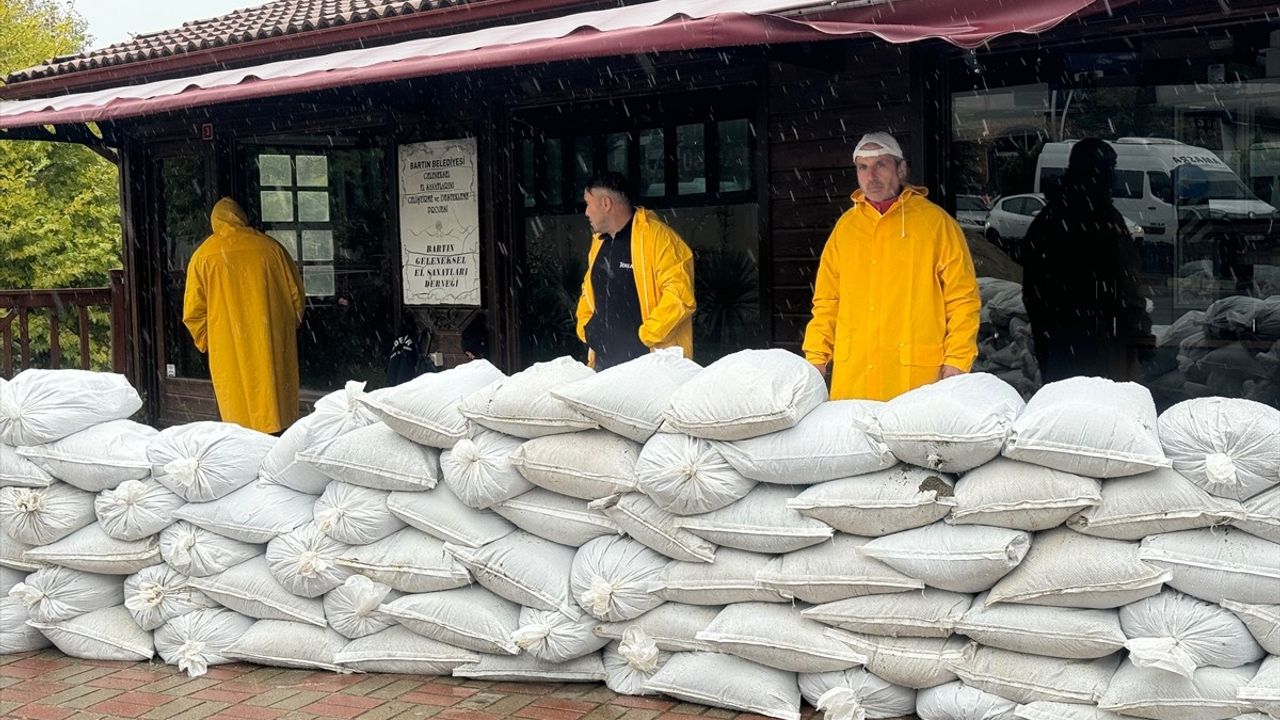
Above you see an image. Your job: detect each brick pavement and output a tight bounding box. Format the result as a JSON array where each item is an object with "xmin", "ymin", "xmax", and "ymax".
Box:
[{"xmin": 0, "ymin": 651, "xmax": 820, "ymax": 720}]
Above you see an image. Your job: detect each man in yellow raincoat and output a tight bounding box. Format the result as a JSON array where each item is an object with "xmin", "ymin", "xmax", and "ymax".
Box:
[
  {"xmin": 576, "ymin": 172, "xmax": 695, "ymax": 368},
  {"xmin": 183, "ymin": 197, "xmax": 305, "ymax": 433},
  {"xmin": 803, "ymin": 132, "xmax": 981, "ymax": 401}
]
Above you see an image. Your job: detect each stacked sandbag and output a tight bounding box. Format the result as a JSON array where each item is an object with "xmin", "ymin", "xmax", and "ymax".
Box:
[
  {"xmin": 973, "ymin": 277, "xmax": 1042, "ymax": 398},
  {"xmin": 1153, "ymin": 295, "xmax": 1280, "ymax": 408}
]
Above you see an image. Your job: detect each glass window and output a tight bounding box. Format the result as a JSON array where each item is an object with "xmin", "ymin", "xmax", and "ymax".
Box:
[
  {"xmin": 297, "ymin": 191, "xmax": 330, "ymax": 222},
  {"xmin": 573, "ymin": 135, "xmax": 594, "ymax": 195},
  {"xmin": 158, "ymin": 153, "xmax": 212, "ymax": 380},
  {"xmin": 520, "ymin": 141, "xmax": 535, "ymax": 208},
  {"xmin": 258, "ymin": 154, "xmax": 292, "ymax": 186},
  {"xmin": 640, "ymin": 128, "xmax": 665, "ymax": 197},
  {"xmin": 260, "ymin": 190, "xmax": 294, "ymax": 222},
  {"xmin": 295, "ymin": 155, "xmax": 328, "ymax": 187},
  {"xmin": 544, "ymin": 138, "xmax": 563, "ymax": 205},
  {"xmin": 268, "ymin": 230, "xmax": 299, "ymax": 260},
  {"xmin": 303, "ymin": 265, "xmax": 335, "ymax": 297},
  {"xmin": 302, "ymin": 230, "xmax": 333, "ymax": 261},
  {"xmin": 1113, "ymin": 169, "xmax": 1144, "ymax": 199},
  {"xmin": 718, "ymin": 119, "xmax": 751, "ymax": 192},
  {"xmin": 676, "ymin": 123, "xmax": 705, "ymax": 195},
  {"xmin": 606, "ymin": 133, "xmax": 628, "ymax": 174},
  {"xmin": 1149, "ymin": 171, "xmax": 1174, "ymax": 204}
]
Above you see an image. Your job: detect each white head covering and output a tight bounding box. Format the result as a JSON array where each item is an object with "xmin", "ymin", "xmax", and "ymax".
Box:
[{"xmin": 853, "ymin": 132, "xmax": 904, "ymax": 160}]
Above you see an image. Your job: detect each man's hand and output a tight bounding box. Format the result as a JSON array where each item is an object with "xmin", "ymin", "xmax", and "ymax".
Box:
[{"xmin": 939, "ymin": 364, "xmax": 965, "ymax": 380}]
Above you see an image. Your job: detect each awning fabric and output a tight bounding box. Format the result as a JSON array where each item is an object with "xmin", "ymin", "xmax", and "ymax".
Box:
[{"xmin": 0, "ymin": 0, "xmax": 1116, "ymax": 130}]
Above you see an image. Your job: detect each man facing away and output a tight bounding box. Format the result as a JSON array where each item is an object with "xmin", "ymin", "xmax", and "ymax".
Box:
[
  {"xmin": 183, "ymin": 197, "xmax": 305, "ymax": 433},
  {"xmin": 803, "ymin": 132, "xmax": 981, "ymax": 400},
  {"xmin": 576, "ymin": 172, "xmax": 696, "ymax": 369}
]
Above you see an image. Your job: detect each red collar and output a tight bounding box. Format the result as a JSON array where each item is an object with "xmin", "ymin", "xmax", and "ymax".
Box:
[{"xmin": 867, "ymin": 195, "xmax": 900, "ymax": 214}]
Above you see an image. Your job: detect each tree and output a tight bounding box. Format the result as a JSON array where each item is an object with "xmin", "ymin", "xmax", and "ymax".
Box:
[{"xmin": 0, "ymin": 0, "xmax": 121, "ymax": 370}]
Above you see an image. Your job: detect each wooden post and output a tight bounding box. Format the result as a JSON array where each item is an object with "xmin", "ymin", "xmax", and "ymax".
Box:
[
  {"xmin": 109, "ymin": 269, "xmax": 127, "ymax": 376},
  {"xmin": 78, "ymin": 306, "xmax": 91, "ymax": 370},
  {"xmin": 48, "ymin": 312, "xmax": 61, "ymax": 369}
]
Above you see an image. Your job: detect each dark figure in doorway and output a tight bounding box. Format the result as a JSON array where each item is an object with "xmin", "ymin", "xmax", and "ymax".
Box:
[{"xmin": 1022, "ymin": 138, "xmax": 1153, "ymax": 382}]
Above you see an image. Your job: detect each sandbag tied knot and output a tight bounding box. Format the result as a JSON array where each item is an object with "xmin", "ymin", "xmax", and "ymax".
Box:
[
  {"xmin": 176, "ymin": 640, "xmax": 209, "ymax": 677},
  {"xmin": 816, "ymin": 687, "xmax": 867, "ymax": 720},
  {"xmin": 580, "ymin": 575, "xmax": 619, "ymax": 618},
  {"xmin": 8, "ymin": 582, "xmax": 43, "ymax": 608},
  {"xmin": 342, "ymin": 380, "xmax": 368, "ymax": 411},
  {"xmin": 1125, "ymin": 636, "xmax": 1198, "ymax": 678},
  {"xmin": 342, "ymin": 575, "xmax": 390, "ymax": 616},
  {"xmin": 111, "ymin": 479, "xmax": 148, "ymax": 507},
  {"xmin": 512, "ymin": 623, "xmax": 552, "ymax": 649},
  {"xmin": 1204, "ymin": 453, "xmax": 1239, "ymax": 488},
  {"xmin": 164, "ymin": 457, "xmax": 201, "ymax": 488},
  {"xmin": 296, "ymin": 550, "xmax": 330, "ymax": 579},
  {"xmin": 12, "ymin": 488, "xmax": 45, "ymax": 513},
  {"xmin": 619, "ymin": 626, "xmax": 661, "ymax": 673},
  {"xmin": 314, "ymin": 507, "xmax": 346, "ymax": 533},
  {"xmin": 126, "ymin": 581, "xmax": 168, "ymax": 611}
]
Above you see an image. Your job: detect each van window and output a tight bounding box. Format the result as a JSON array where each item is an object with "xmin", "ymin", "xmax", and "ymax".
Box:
[
  {"xmin": 1148, "ymin": 171, "xmax": 1174, "ymax": 204},
  {"xmin": 1039, "ymin": 168, "xmax": 1064, "ymax": 194},
  {"xmin": 1112, "ymin": 170, "xmax": 1144, "ymax": 199}
]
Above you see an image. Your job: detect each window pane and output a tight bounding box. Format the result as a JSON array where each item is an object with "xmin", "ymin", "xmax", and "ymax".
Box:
[
  {"xmin": 676, "ymin": 124, "xmax": 705, "ymax": 195},
  {"xmin": 1113, "ymin": 169, "xmax": 1144, "ymax": 199},
  {"xmin": 521, "ymin": 141, "xmax": 536, "ymax": 208},
  {"xmin": 718, "ymin": 119, "xmax": 751, "ymax": 192},
  {"xmin": 295, "ymin": 155, "xmax": 328, "ymax": 187},
  {"xmin": 640, "ymin": 129, "xmax": 665, "ymax": 197},
  {"xmin": 304, "ymin": 265, "xmax": 335, "ymax": 297},
  {"xmin": 268, "ymin": 229, "xmax": 299, "ymax": 260},
  {"xmin": 258, "ymin": 154, "xmax": 292, "ymax": 186},
  {"xmin": 544, "ymin": 138, "xmax": 563, "ymax": 205},
  {"xmin": 260, "ymin": 190, "xmax": 294, "ymax": 222},
  {"xmin": 607, "ymin": 133, "xmax": 628, "ymax": 175},
  {"xmin": 297, "ymin": 191, "xmax": 330, "ymax": 222},
  {"xmin": 302, "ymin": 230, "xmax": 334, "ymax": 261},
  {"xmin": 573, "ymin": 135, "xmax": 594, "ymax": 195}
]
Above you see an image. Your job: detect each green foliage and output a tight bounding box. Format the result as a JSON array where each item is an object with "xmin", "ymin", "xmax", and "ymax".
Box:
[{"xmin": 1, "ymin": 0, "xmax": 121, "ymax": 372}]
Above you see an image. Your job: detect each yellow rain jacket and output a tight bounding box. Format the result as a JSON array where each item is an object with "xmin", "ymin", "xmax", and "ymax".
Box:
[
  {"xmin": 183, "ymin": 198, "xmax": 305, "ymax": 433},
  {"xmin": 575, "ymin": 208, "xmax": 695, "ymax": 366},
  {"xmin": 803, "ymin": 185, "xmax": 981, "ymax": 401}
]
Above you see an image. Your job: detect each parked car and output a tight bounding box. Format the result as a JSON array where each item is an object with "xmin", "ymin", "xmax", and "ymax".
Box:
[
  {"xmin": 955, "ymin": 194, "xmax": 991, "ymax": 230},
  {"xmin": 985, "ymin": 192, "xmax": 1144, "ymax": 258}
]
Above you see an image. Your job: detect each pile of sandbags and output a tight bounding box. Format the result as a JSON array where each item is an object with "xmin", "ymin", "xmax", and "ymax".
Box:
[
  {"xmin": 1149, "ymin": 295, "xmax": 1280, "ymax": 408},
  {"xmin": 3, "ymin": 357, "xmax": 1279, "ymax": 720},
  {"xmin": 973, "ymin": 278, "xmax": 1042, "ymax": 398}
]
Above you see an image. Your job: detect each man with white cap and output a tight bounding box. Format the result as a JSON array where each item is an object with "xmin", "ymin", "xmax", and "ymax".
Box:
[{"xmin": 802, "ymin": 131, "xmax": 981, "ymax": 401}]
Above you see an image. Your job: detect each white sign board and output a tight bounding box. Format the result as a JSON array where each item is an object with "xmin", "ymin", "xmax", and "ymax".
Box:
[{"xmin": 398, "ymin": 137, "xmax": 481, "ymax": 305}]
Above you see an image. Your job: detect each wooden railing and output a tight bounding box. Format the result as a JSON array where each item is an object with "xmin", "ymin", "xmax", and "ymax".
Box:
[{"xmin": 1, "ymin": 269, "xmax": 127, "ymax": 379}]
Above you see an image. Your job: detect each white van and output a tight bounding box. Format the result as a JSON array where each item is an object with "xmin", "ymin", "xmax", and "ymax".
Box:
[{"xmin": 1034, "ymin": 137, "xmax": 1277, "ymax": 240}]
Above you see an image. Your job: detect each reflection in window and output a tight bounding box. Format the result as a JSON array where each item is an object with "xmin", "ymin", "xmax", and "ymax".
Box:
[
  {"xmin": 718, "ymin": 119, "xmax": 751, "ymax": 192},
  {"xmin": 520, "ymin": 142, "xmax": 535, "ymax": 208},
  {"xmin": 607, "ymin": 133, "xmax": 628, "ymax": 174},
  {"xmin": 295, "ymin": 155, "xmax": 328, "ymax": 187},
  {"xmin": 303, "ymin": 265, "xmax": 335, "ymax": 297},
  {"xmin": 297, "ymin": 191, "xmax": 330, "ymax": 222},
  {"xmin": 302, "ymin": 230, "xmax": 334, "ymax": 261},
  {"xmin": 260, "ymin": 190, "xmax": 294, "ymax": 222},
  {"xmin": 676, "ymin": 124, "xmax": 705, "ymax": 195},
  {"xmin": 258, "ymin": 154, "xmax": 292, "ymax": 186},
  {"xmin": 640, "ymin": 129, "xmax": 665, "ymax": 197},
  {"xmin": 573, "ymin": 135, "xmax": 594, "ymax": 195},
  {"xmin": 545, "ymin": 139, "xmax": 563, "ymax": 205}
]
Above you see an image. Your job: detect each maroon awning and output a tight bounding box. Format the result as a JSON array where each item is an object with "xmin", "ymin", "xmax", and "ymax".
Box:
[{"xmin": 0, "ymin": 0, "xmax": 1121, "ymax": 131}]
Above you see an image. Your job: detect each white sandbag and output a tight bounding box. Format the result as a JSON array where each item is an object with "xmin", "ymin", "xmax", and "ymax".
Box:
[
  {"xmin": 860, "ymin": 524, "xmax": 1030, "ymax": 593},
  {"xmin": 380, "ymin": 585, "xmax": 522, "ymax": 654},
  {"xmin": 643, "ymin": 651, "xmax": 802, "ymax": 720},
  {"xmin": 756, "ymin": 534, "xmax": 923, "ymax": 604},
  {"xmin": 0, "ymin": 443, "xmax": 53, "ymax": 487},
  {"xmin": 1099, "ymin": 660, "xmax": 1257, "ymax": 720},
  {"xmin": 1004, "ymin": 377, "xmax": 1169, "ymax": 478},
  {"xmin": 440, "ymin": 430, "xmax": 532, "ymax": 509},
  {"xmin": 445, "ymin": 531, "xmax": 577, "ymax": 617},
  {"xmin": 387, "ymin": 485, "xmax": 515, "ymax": 547},
  {"xmin": 590, "ymin": 493, "xmax": 716, "ymax": 563},
  {"xmin": 491, "ymin": 488, "xmax": 618, "ymax": 547},
  {"xmin": 173, "ymin": 481, "xmax": 315, "ymax": 544},
  {"xmin": 1015, "ymin": 702, "xmax": 1128, "ymax": 720},
  {"xmin": 1238, "ymin": 656, "xmax": 1280, "ymax": 719},
  {"xmin": 159, "ymin": 521, "xmax": 260, "ymax": 578},
  {"xmin": 1237, "ymin": 485, "xmax": 1280, "ymax": 544},
  {"xmin": 95, "ymin": 479, "xmax": 185, "ymax": 541},
  {"xmin": 16, "ymin": 419, "xmax": 155, "ymax": 491},
  {"xmin": 0, "ymin": 536, "xmax": 41, "ymax": 571},
  {"xmin": 514, "ymin": 606, "xmax": 608, "ymax": 662},
  {"xmin": 0, "ymin": 481, "xmax": 95, "ymax": 545},
  {"xmin": 259, "ymin": 381, "xmax": 381, "ymax": 494},
  {"xmin": 1120, "ymin": 590, "xmax": 1263, "ymax": 678},
  {"xmin": 186, "ymin": 556, "xmax": 326, "ymax": 626},
  {"xmin": 634, "ymin": 433, "xmax": 757, "ymax": 515},
  {"xmin": 1139, "ymin": 528, "xmax": 1280, "ymax": 605},
  {"xmin": 297, "ymin": 422, "xmax": 440, "ymax": 491},
  {"xmin": 357, "ymin": 359, "xmax": 506, "ymax": 448},
  {"xmin": 453, "ymin": 652, "xmax": 607, "ymax": 682},
  {"xmin": 916, "ymin": 681, "xmax": 1018, "ymax": 720},
  {"xmin": 824, "ymin": 631, "xmax": 967, "ymax": 689},
  {"xmin": 874, "ymin": 373, "xmax": 1025, "ymax": 472},
  {"xmin": 675, "ymin": 484, "xmax": 834, "ymax": 554},
  {"xmin": 661, "ymin": 547, "xmax": 786, "ymax": 605},
  {"xmin": 664, "ymin": 349, "xmax": 828, "ymax": 441},
  {"xmin": 1, "ymin": 565, "xmax": 25, "ymax": 593},
  {"xmin": 950, "ymin": 644, "xmax": 1121, "ymax": 704},
  {"xmin": 154, "ymin": 608, "xmax": 255, "ymax": 677},
  {"xmin": 593, "ymin": 602, "xmax": 721, "ymax": 652},
  {"xmin": 123, "ymin": 564, "xmax": 216, "ymax": 631},
  {"xmin": 1221, "ymin": 601, "xmax": 1280, "ymax": 655},
  {"xmin": 695, "ymin": 602, "xmax": 866, "ymax": 673},
  {"xmin": 24, "ymin": 523, "xmax": 160, "ymax": 574},
  {"xmin": 801, "ymin": 667, "xmax": 917, "ymax": 720},
  {"xmin": 956, "ymin": 594, "xmax": 1126, "ymax": 659},
  {"xmin": 265, "ymin": 523, "xmax": 352, "ymax": 598},
  {"xmin": 802, "ymin": 588, "xmax": 971, "ymax": 639},
  {"xmin": 717, "ymin": 400, "xmax": 895, "ymax": 484},
  {"xmin": 950, "ymin": 458, "xmax": 1101, "ymax": 531},
  {"xmin": 509, "ymin": 430, "xmax": 640, "ymax": 500},
  {"xmin": 1158, "ymin": 398, "xmax": 1280, "ymax": 501},
  {"xmin": 149, "ymin": 421, "xmax": 274, "ymax": 502},
  {"xmin": 324, "ymin": 574, "xmax": 400, "ymax": 639},
  {"xmin": 312, "ymin": 482, "xmax": 406, "ymax": 545},
  {"xmin": 0, "ymin": 369, "xmax": 141, "ymax": 446},
  {"xmin": 989, "ymin": 527, "xmax": 1170, "ymax": 608},
  {"xmin": 28, "ymin": 604, "xmax": 154, "ymax": 661},
  {"xmin": 570, "ymin": 536, "xmax": 667, "ymax": 621},
  {"xmin": 458, "ymin": 356, "xmax": 598, "ymax": 438},
  {"xmin": 788, "ymin": 466, "xmax": 955, "ymax": 537},
  {"xmin": 334, "ymin": 527, "xmax": 471, "ymax": 593},
  {"xmin": 1068, "ymin": 467, "xmax": 1245, "ymax": 540},
  {"xmin": 8, "ymin": 565, "xmax": 123, "ymax": 623},
  {"xmin": 0, "ymin": 593, "xmax": 50, "ymax": 653},
  {"xmin": 225, "ymin": 619, "xmax": 348, "ymax": 671},
  {"xmin": 334, "ymin": 625, "xmax": 480, "ymax": 674},
  {"xmin": 550, "ymin": 348, "xmax": 702, "ymax": 442},
  {"xmin": 603, "ymin": 630, "xmax": 671, "ymax": 695}
]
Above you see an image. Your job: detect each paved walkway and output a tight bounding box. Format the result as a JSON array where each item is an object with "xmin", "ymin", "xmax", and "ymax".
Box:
[{"xmin": 0, "ymin": 651, "xmax": 818, "ymax": 720}]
